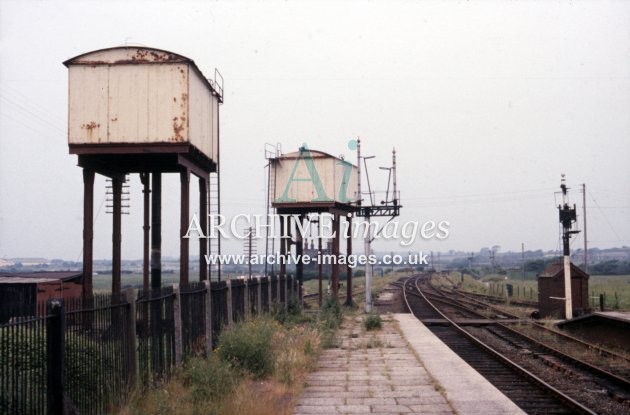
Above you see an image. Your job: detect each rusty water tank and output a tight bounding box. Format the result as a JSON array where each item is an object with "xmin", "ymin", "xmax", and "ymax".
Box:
[
  {"xmin": 271, "ymin": 147, "xmax": 358, "ymax": 208},
  {"xmin": 64, "ymin": 46, "xmax": 222, "ymax": 164}
]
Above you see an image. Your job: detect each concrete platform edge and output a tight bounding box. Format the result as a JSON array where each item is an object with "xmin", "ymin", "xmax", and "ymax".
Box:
[{"xmin": 394, "ymin": 313, "xmax": 525, "ymax": 415}]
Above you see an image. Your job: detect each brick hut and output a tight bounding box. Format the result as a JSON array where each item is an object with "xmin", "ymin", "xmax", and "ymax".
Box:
[{"xmin": 537, "ymin": 262, "xmax": 589, "ymax": 318}]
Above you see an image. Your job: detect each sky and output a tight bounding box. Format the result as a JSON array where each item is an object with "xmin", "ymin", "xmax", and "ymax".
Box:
[{"xmin": 0, "ymin": 0, "xmax": 629, "ymax": 261}]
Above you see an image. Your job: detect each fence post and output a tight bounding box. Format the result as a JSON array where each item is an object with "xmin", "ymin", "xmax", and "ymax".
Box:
[
  {"xmin": 47, "ymin": 299, "xmax": 65, "ymax": 415},
  {"xmin": 244, "ymin": 279, "xmax": 250, "ymax": 320},
  {"xmin": 172, "ymin": 284, "xmax": 183, "ymax": 365},
  {"xmin": 296, "ymin": 276, "xmax": 300, "ymax": 300},
  {"xmin": 277, "ymin": 276, "xmax": 281, "ymax": 307},
  {"xmin": 124, "ymin": 287, "xmax": 138, "ymax": 388},
  {"xmin": 204, "ymin": 280, "xmax": 212, "ymax": 352},
  {"xmin": 257, "ymin": 277, "xmax": 262, "ymax": 314},
  {"xmin": 292, "ymin": 275, "xmax": 297, "ymax": 301},
  {"xmin": 226, "ymin": 279, "xmax": 233, "ymax": 326},
  {"xmin": 287, "ymin": 275, "xmax": 292, "ymax": 303},
  {"xmin": 599, "ymin": 294, "xmax": 604, "ymax": 311}
]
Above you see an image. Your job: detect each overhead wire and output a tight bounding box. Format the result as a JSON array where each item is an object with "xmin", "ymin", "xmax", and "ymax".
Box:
[
  {"xmin": 2, "ymin": 83, "xmax": 64, "ymax": 125},
  {"xmin": 0, "ymin": 93, "xmax": 66, "ymax": 136},
  {"xmin": 406, "ymin": 191, "xmax": 554, "ymax": 208},
  {"xmin": 588, "ymin": 189, "xmax": 624, "ymax": 245}
]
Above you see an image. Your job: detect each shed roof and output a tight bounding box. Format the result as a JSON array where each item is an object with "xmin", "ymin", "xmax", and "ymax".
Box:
[
  {"xmin": 0, "ymin": 271, "xmax": 82, "ymax": 284},
  {"xmin": 538, "ymin": 262, "xmax": 589, "ymax": 279}
]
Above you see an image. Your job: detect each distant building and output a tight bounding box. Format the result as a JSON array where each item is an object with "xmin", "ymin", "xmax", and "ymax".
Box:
[
  {"xmin": 537, "ymin": 262, "xmax": 589, "ymax": 318},
  {"xmin": 0, "ymin": 259, "xmax": 14, "ymax": 268},
  {"xmin": 0, "ymin": 271, "xmax": 82, "ymax": 323},
  {"xmin": 8, "ymin": 258, "xmax": 48, "ymax": 266}
]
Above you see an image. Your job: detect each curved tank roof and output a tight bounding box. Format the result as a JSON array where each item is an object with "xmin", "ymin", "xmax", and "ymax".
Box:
[
  {"xmin": 63, "ymin": 46, "xmax": 191, "ymax": 66},
  {"xmin": 275, "ymin": 148, "xmax": 357, "ymax": 167},
  {"xmin": 64, "ymin": 45, "xmax": 222, "ymax": 102}
]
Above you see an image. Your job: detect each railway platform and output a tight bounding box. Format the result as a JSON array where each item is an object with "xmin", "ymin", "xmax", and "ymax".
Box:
[{"xmin": 293, "ymin": 313, "xmax": 524, "ymax": 415}]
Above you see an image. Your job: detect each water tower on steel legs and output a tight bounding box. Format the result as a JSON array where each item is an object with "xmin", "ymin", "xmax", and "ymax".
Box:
[
  {"xmin": 64, "ymin": 47, "xmax": 223, "ymax": 303},
  {"xmin": 268, "ymin": 145, "xmax": 359, "ymax": 306}
]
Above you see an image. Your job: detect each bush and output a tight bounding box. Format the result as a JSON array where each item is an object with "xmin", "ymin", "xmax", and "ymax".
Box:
[
  {"xmin": 0, "ymin": 326, "xmax": 118, "ymax": 413},
  {"xmin": 273, "ymin": 298, "xmax": 307, "ymax": 325},
  {"xmin": 319, "ymin": 296, "xmax": 342, "ymax": 330},
  {"xmin": 217, "ymin": 319, "xmax": 274, "ymax": 379},
  {"xmin": 0, "ymin": 327, "xmax": 47, "ymax": 413},
  {"xmin": 183, "ymin": 355, "xmax": 238, "ymax": 403},
  {"xmin": 363, "ymin": 313, "xmax": 382, "ymax": 331}
]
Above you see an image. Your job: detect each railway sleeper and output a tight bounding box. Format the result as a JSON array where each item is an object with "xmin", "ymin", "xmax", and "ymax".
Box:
[
  {"xmin": 536, "ymin": 354, "xmax": 589, "ymax": 380},
  {"xmin": 485, "ymin": 326, "xmax": 532, "ymax": 350},
  {"xmin": 607, "ymin": 390, "xmax": 630, "ymax": 408}
]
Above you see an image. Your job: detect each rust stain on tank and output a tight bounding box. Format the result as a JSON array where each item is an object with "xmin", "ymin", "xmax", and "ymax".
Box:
[
  {"xmin": 180, "ymin": 93, "xmax": 188, "ymax": 109},
  {"xmin": 120, "ymin": 48, "xmax": 183, "ymax": 64},
  {"xmin": 172, "ymin": 116, "xmax": 185, "ymax": 141},
  {"xmin": 81, "ymin": 121, "xmax": 100, "ymax": 130},
  {"xmin": 81, "ymin": 121, "xmax": 100, "ymax": 141}
]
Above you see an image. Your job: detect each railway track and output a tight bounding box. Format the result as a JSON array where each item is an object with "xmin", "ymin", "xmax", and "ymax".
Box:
[
  {"xmin": 403, "ymin": 275, "xmax": 609, "ymax": 415},
  {"xmin": 431, "ymin": 280, "xmax": 630, "ymax": 391},
  {"xmin": 454, "ymin": 289, "xmax": 539, "ymax": 308}
]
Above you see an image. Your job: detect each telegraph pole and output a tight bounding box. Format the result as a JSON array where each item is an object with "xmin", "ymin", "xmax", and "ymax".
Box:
[
  {"xmin": 521, "ymin": 243, "xmax": 525, "ymax": 280},
  {"xmin": 559, "ymin": 175, "xmax": 580, "ymax": 319},
  {"xmin": 364, "ymin": 213, "xmax": 373, "ymax": 312},
  {"xmin": 583, "ymin": 183, "xmax": 588, "ymax": 273}
]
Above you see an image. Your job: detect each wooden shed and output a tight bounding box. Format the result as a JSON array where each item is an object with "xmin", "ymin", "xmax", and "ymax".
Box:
[
  {"xmin": 537, "ymin": 262, "xmax": 589, "ymax": 318},
  {"xmin": 0, "ymin": 272, "xmax": 82, "ymax": 323}
]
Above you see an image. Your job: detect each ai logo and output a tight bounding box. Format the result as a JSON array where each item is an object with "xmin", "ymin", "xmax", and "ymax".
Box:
[{"xmin": 275, "ymin": 145, "xmax": 355, "ymax": 203}]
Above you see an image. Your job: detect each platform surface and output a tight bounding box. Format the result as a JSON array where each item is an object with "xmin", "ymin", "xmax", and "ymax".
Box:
[
  {"xmin": 396, "ymin": 313, "xmax": 525, "ymax": 415},
  {"xmin": 558, "ymin": 310, "xmax": 630, "ymax": 325},
  {"xmin": 293, "ymin": 313, "xmax": 525, "ymax": 415}
]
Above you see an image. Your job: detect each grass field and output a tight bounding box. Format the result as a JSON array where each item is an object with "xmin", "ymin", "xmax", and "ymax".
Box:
[
  {"xmin": 450, "ymin": 272, "xmax": 630, "ymax": 311},
  {"xmin": 92, "ymin": 272, "xmax": 180, "ymax": 292},
  {"xmin": 95, "ymin": 269, "xmax": 407, "ymax": 298},
  {"xmin": 92, "ymin": 270, "xmax": 630, "ymax": 311},
  {"xmin": 588, "ymin": 275, "xmax": 630, "ymax": 310}
]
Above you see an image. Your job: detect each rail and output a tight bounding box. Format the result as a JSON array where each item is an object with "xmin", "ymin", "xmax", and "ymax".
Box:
[{"xmin": 402, "ymin": 275, "xmax": 597, "ymax": 415}]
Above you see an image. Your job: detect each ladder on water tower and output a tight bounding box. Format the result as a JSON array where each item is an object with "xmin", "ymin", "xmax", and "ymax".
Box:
[
  {"xmin": 265, "ymin": 164, "xmax": 276, "ymax": 276},
  {"xmin": 105, "ymin": 175, "xmax": 130, "ymax": 214},
  {"xmin": 208, "ymin": 171, "xmax": 221, "ymax": 281},
  {"xmin": 263, "ymin": 142, "xmax": 281, "ymax": 276}
]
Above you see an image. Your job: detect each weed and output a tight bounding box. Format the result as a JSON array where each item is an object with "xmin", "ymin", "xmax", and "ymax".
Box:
[
  {"xmin": 183, "ymin": 355, "xmax": 238, "ymax": 403},
  {"xmin": 319, "ymin": 296, "xmax": 343, "ymax": 329},
  {"xmin": 303, "ymin": 339, "xmax": 314, "ymax": 355},
  {"xmin": 363, "ymin": 337, "xmax": 384, "ymax": 349},
  {"xmin": 363, "ymin": 313, "xmax": 382, "ymax": 331},
  {"xmin": 321, "ymin": 329, "xmax": 340, "ymax": 349},
  {"xmin": 217, "ymin": 319, "xmax": 274, "ymax": 379},
  {"xmin": 273, "ymin": 298, "xmax": 307, "ymax": 325}
]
